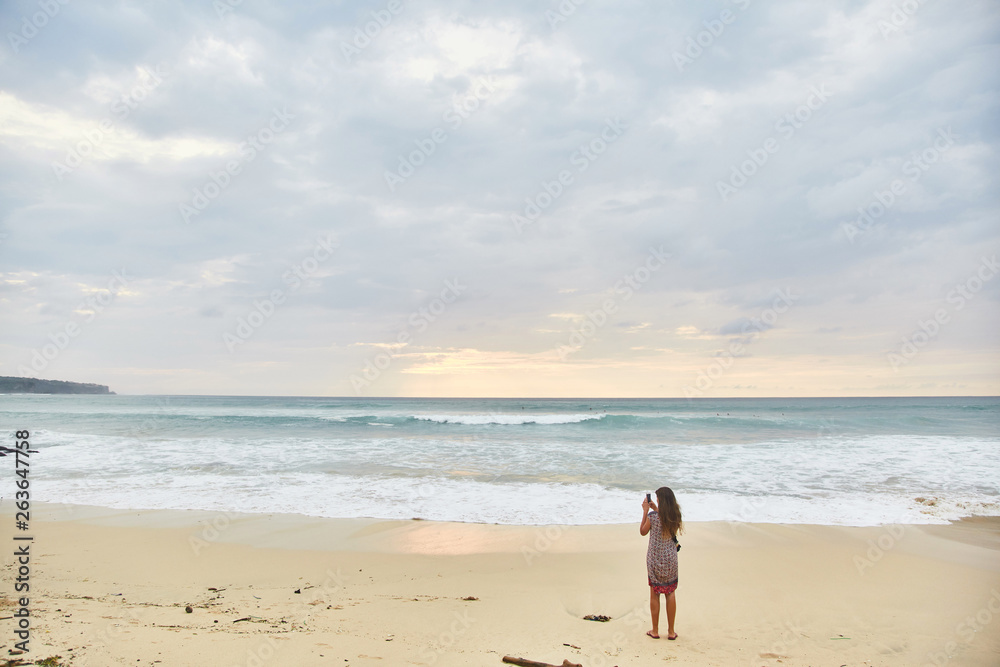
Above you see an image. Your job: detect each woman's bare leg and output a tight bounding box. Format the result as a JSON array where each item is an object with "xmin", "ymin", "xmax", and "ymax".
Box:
[
  {"xmin": 648, "ymin": 588, "xmax": 660, "ymax": 637},
  {"xmin": 665, "ymin": 591, "xmax": 677, "ymax": 639}
]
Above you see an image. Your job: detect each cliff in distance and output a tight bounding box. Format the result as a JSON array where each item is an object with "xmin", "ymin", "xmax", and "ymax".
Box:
[{"xmin": 0, "ymin": 376, "xmax": 114, "ymax": 394}]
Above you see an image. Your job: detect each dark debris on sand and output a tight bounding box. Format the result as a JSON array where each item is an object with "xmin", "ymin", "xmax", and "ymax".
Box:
[{"xmin": 583, "ymin": 614, "xmax": 611, "ymax": 622}]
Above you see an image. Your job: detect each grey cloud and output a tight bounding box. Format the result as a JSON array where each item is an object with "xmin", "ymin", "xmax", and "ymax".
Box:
[{"xmin": 0, "ymin": 0, "xmax": 997, "ymax": 393}]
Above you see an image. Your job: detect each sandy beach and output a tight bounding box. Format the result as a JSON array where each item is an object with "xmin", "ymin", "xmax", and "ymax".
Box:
[{"xmin": 2, "ymin": 503, "xmax": 999, "ymax": 666}]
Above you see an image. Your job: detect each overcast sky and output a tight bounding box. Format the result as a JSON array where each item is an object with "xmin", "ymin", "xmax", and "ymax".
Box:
[{"xmin": 0, "ymin": 0, "xmax": 997, "ymax": 397}]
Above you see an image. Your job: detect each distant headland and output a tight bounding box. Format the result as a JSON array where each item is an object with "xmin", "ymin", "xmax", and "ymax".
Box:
[{"xmin": 0, "ymin": 376, "xmax": 114, "ymax": 395}]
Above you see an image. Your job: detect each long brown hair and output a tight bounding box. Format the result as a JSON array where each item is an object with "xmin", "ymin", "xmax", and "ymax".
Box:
[{"xmin": 656, "ymin": 486, "xmax": 683, "ymax": 538}]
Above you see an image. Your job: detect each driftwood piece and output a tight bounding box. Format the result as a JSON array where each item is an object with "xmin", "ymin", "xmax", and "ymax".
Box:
[{"xmin": 501, "ymin": 657, "xmax": 583, "ymax": 667}]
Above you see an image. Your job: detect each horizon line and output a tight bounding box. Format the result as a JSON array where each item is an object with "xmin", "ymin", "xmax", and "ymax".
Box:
[{"xmin": 22, "ymin": 393, "xmax": 999, "ymax": 400}]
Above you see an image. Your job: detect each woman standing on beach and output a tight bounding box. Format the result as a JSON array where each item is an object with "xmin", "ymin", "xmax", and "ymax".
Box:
[{"xmin": 640, "ymin": 486, "xmax": 682, "ymax": 640}]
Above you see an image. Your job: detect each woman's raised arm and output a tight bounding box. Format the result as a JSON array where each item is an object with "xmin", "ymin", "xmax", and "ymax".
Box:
[{"xmin": 640, "ymin": 500, "xmax": 651, "ymax": 535}]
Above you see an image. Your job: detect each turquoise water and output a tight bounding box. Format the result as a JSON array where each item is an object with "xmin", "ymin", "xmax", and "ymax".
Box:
[{"xmin": 2, "ymin": 395, "xmax": 998, "ymax": 525}]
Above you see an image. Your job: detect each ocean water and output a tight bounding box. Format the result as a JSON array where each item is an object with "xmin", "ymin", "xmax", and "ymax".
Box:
[{"xmin": 2, "ymin": 395, "xmax": 998, "ymax": 526}]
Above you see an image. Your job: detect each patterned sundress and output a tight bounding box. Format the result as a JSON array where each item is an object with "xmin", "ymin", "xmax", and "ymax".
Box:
[{"xmin": 646, "ymin": 510, "xmax": 678, "ymax": 595}]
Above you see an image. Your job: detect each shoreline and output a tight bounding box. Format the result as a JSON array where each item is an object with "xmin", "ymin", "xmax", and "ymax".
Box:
[
  {"xmin": 20, "ymin": 499, "xmax": 1000, "ymax": 532},
  {"xmin": 2, "ymin": 503, "xmax": 999, "ymax": 665},
  {"xmin": 11, "ymin": 500, "xmax": 1000, "ymax": 550}
]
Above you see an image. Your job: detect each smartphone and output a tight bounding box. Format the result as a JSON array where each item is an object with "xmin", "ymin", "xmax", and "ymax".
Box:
[{"xmin": 645, "ymin": 493, "xmax": 651, "ymax": 502}]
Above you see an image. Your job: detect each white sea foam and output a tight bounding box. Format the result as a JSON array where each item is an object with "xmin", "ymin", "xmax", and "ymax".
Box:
[
  {"xmin": 412, "ymin": 413, "xmax": 605, "ymax": 425},
  {"xmin": 30, "ymin": 473, "xmax": 1000, "ymax": 526},
  {"xmin": 12, "ymin": 396, "xmax": 1000, "ymax": 527},
  {"xmin": 28, "ymin": 429, "xmax": 1000, "ymax": 526}
]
